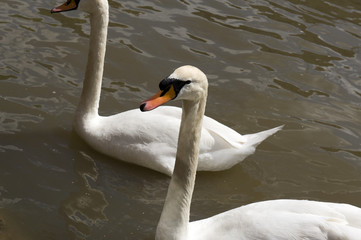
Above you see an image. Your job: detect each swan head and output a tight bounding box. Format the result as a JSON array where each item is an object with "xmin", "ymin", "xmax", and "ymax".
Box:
[
  {"xmin": 51, "ymin": 0, "xmax": 106, "ymax": 14},
  {"xmin": 140, "ymin": 65, "xmax": 208, "ymax": 112}
]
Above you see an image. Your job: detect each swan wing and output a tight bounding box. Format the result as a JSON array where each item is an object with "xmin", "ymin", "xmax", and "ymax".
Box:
[
  {"xmin": 77, "ymin": 106, "xmax": 282, "ymax": 175},
  {"xmin": 202, "ymin": 114, "xmax": 283, "ymax": 148}
]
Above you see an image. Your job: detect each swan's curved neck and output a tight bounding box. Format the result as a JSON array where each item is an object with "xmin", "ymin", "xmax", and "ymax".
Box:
[
  {"xmin": 76, "ymin": 8, "xmax": 109, "ymax": 120},
  {"xmin": 156, "ymin": 96, "xmax": 207, "ymax": 240}
]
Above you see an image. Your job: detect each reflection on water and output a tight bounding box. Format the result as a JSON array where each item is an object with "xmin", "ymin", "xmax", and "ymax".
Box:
[
  {"xmin": 60, "ymin": 151, "xmax": 108, "ymax": 239},
  {"xmin": 1, "ymin": 0, "xmax": 361, "ymax": 239}
]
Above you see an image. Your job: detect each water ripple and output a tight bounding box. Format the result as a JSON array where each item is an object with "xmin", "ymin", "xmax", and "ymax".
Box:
[{"xmin": 2, "ymin": 1, "xmax": 361, "ymax": 239}]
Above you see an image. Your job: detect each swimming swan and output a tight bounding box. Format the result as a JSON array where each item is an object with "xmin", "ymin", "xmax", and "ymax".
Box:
[
  {"xmin": 140, "ymin": 65, "xmax": 361, "ymax": 240},
  {"xmin": 51, "ymin": 0, "xmax": 282, "ymax": 176}
]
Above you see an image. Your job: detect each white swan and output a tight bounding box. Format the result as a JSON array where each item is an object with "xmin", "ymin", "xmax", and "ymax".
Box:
[
  {"xmin": 140, "ymin": 65, "xmax": 361, "ymax": 240},
  {"xmin": 51, "ymin": 0, "xmax": 282, "ymax": 176}
]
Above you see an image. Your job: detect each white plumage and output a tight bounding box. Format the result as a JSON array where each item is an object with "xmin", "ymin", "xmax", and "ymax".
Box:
[
  {"xmin": 52, "ymin": 0, "xmax": 282, "ymax": 176},
  {"xmin": 189, "ymin": 199, "xmax": 361, "ymax": 240}
]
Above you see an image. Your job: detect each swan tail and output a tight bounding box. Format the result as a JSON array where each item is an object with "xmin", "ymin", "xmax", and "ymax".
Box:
[{"xmin": 243, "ymin": 125, "xmax": 284, "ymax": 148}]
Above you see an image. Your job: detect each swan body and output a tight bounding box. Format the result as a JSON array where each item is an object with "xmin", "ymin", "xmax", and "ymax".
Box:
[
  {"xmin": 189, "ymin": 199, "xmax": 361, "ymax": 240},
  {"xmin": 140, "ymin": 65, "xmax": 361, "ymax": 240},
  {"xmin": 74, "ymin": 106, "xmax": 282, "ymax": 176},
  {"xmin": 51, "ymin": 0, "xmax": 282, "ymax": 176}
]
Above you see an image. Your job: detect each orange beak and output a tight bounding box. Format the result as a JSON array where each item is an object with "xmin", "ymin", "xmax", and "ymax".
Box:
[
  {"xmin": 51, "ymin": 0, "xmax": 78, "ymax": 13},
  {"xmin": 140, "ymin": 85, "xmax": 176, "ymax": 111}
]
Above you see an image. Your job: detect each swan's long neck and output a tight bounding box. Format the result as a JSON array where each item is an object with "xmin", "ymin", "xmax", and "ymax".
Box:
[
  {"xmin": 75, "ymin": 6, "xmax": 109, "ymax": 121},
  {"xmin": 156, "ymin": 95, "xmax": 207, "ymax": 240}
]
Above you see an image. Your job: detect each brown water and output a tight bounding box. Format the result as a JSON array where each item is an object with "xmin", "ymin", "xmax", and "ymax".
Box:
[{"xmin": 1, "ymin": 0, "xmax": 361, "ymax": 239}]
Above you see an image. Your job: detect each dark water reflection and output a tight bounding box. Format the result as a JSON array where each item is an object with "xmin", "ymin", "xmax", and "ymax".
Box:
[{"xmin": 1, "ymin": 0, "xmax": 361, "ymax": 239}]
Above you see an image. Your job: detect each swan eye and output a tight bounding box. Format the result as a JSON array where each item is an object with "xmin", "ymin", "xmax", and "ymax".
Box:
[
  {"xmin": 159, "ymin": 78, "xmax": 190, "ymax": 90},
  {"xmin": 178, "ymin": 80, "xmax": 191, "ymax": 91}
]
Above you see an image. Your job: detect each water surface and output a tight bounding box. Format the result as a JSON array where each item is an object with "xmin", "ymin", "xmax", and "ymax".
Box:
[{"xmin": 1, "ymin": 0, "xmax": 361, "ymax": 239}]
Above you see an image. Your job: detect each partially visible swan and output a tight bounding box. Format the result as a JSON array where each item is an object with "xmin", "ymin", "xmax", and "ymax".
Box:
[
  {"xmin": 51, "ymin": 0, "xmax": 282, "ymax": 176},
  {"xmin": 140, "ymin": 65, "xmax": 361, "ymax": 240}
]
